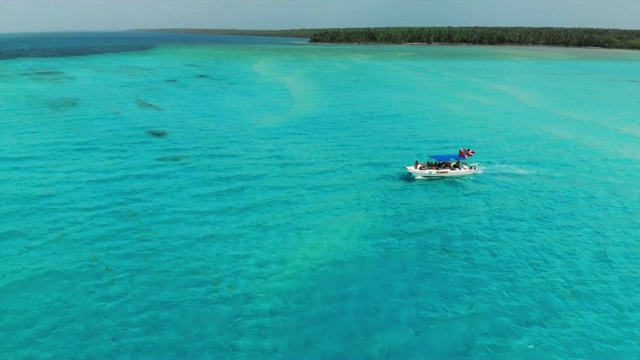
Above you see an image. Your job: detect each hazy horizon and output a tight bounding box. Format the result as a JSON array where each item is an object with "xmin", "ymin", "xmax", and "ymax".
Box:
[{"xmin": 1, "ymin": 0, "xmax": 639, "ymax": 34}]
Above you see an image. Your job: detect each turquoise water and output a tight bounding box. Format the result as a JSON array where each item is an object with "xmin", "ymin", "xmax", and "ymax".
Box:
[{"xmin": 1, "ymin": 32, "xmax": 639, "ymax": 359}]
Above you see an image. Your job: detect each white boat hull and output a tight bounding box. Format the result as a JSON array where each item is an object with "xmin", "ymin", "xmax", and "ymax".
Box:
[{"xmin": 404, "ymin": 165, "xmax": 478, "ymax": 179}]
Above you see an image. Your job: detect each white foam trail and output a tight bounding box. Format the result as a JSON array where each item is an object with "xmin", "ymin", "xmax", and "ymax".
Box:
[{"xmin": 481, "ymin": 164, "xmax": 531, "ymax": 175}]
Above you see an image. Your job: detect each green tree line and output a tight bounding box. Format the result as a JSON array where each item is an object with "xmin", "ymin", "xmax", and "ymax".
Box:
[{"xmin": 309, "ymin": 27, "xmax": 640, "ymax": 49}]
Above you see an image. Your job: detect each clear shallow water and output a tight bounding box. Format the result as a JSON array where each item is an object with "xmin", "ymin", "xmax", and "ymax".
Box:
[{"xmin": 1, "ymin": 32, "xmax": 639, "ymax": 359}]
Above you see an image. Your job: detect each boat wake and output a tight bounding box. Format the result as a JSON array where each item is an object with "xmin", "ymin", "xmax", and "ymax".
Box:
[{"xmin": 482, "ymin": 164, "xmax": 531, "ymax": 175}]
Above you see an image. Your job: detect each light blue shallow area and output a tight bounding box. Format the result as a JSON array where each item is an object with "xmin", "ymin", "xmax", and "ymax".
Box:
[{"xmin": 1, "ymin": 33, "xmax": 639, "ymax": 359}]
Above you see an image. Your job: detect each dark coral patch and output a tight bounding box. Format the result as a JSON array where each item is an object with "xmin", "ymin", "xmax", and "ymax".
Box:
[
  {"xmin": 156, "ymin": 155, "xmax": 189, "ymax": 162},
  {"xmin": 147, "ymin": 129, "xmax": 168, "ymax": 138},
  {"xmin": 136, "ymin": 99, "xmax": 163, "ymax": 110},
  {"xmin": 24, "ymin": 70, "xmax": 75, "ymax": 83},
  {"xmin": 28, "ymin": 71, "xmax": 66, "ymax": 76},
  {"xmin": 47, "ymin": 97, "xmax": 79, "ymax": 111}
]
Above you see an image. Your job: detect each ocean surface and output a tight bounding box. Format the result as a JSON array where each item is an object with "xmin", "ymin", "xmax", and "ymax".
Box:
[{"xmin": 1, "ymin": 32, "xmax": 639, "ymax": 359}]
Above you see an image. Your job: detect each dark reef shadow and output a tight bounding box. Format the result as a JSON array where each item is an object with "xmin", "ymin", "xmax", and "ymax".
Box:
[
  {"xmin": 136, "ymin": 99, "xmax": 163, "ymax": 110},
  {"xmin": 47, "ymin": 97, "xmax": 80, "ymax": 111},
  {"xmin": 22, "ymin": 70, "xmax": 75, "ymax": 83},
  {"xmin": 146, "ymin": 129, "xmax": 168, "ymax": 138},
  {"xmin": 156, "ymin": 155, "xmax": 189, "ymax": 162}
]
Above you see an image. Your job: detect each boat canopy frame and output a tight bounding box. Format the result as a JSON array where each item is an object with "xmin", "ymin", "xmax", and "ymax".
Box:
[{"xmin": 429, "ymin": 154, "xmax": 469, "ymax": 162}]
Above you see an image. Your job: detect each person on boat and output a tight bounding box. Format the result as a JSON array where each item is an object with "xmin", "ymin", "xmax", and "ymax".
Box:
[{"xmin": 414, "ymin": 160, "xmax": 419, "ymax": 169}]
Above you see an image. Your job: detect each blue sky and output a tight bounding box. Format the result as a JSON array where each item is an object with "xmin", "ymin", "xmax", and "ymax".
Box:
[{"xmin": 1, "ymin": 0, "xmax": 639, "ymax": 33}]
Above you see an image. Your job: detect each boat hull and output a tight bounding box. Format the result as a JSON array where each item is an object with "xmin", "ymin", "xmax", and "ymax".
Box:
[{"xmin": 404, "ymin": 166, "xmax": 478, "ymax": 179}]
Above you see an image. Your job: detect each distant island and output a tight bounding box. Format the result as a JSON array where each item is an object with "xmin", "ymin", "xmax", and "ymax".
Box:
[{"xmin": 143, "ymin": 27, "xmax": 640, "ymax": 50}]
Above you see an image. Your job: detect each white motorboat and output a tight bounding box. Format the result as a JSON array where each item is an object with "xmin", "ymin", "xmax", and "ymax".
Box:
[{"xmin": 405, "ymin": 152, "xmax": 478, "ymax": 179}]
